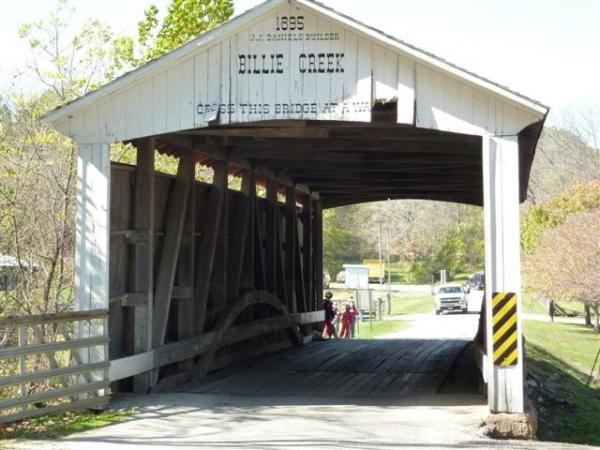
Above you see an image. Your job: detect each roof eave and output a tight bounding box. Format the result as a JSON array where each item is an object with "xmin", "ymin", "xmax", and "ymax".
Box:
[
  {"xmin": 297, "ymin": 0, "xmax": 549, "ymax": 116},
  {"xmin": 43, "ymin": 0, "xmax": 283, "ymax": 124}
]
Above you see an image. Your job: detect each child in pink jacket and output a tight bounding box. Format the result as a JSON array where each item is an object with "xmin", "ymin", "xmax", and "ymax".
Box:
[{"xmin": 340, "ymin": 304, "xmax": 354, "ymax": 339}]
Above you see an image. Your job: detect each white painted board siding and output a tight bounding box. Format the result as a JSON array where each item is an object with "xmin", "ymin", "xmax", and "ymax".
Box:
[
  {"xmin": 483, "ymin": 135, "xmax": 524, "ymax": 413},
  {"xmin": 54, "ymin": 2, "xmax": 542, "ymax": 144},
  {"xmin": 415, "ymin": 64, "xmax": 539, "ymax": 136},
  {"xmin": 75, "ymin": 143, "xmax": 110, "ymax": 369}
]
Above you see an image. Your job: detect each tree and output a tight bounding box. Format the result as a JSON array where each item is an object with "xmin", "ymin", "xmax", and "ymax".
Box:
[
  {"xmin": 521, "ymin": 181, "xmax": 600, "ymax": 254},
  {"xmin": 0, "ymin": 94, "xmax": 76, "ymax": 317},
  {"xmin": 137, "ymin": 0, "xmax": 234, "ymax": 63},
  {"xmin": 523, "ymin": 210, "xmax": 600, "ymax": 331},
  {"xmin": 0, "ymin": 1, "xmax": 138, "ymax": 321},
  {"xmin": 18, "ymin": 0, "xmax": 135, "ymax": 106},
  {"xmin": 527, "ymin": 107, "xmax": 599, "ymax": 203},
  {"xmin": 322, "ymin": 208, "xmax": 356, "ymax": 277},
  {"xmin": 1, "ymin": 0, "xmax": 238, "ymax": 321}
]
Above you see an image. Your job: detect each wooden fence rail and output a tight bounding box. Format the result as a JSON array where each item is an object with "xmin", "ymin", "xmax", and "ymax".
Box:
[
  {"xmin": 0, "ymin": 304, "xmax": 321, "ymax": 423},
  {"xmin": 0, "ymin": 309, "xmax": 109, "ymax": 424}
]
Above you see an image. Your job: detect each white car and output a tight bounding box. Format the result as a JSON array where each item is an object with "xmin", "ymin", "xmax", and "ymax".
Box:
[{"xmin": 435, "ymin": 284, "xmax": 468, "ymax": 314}]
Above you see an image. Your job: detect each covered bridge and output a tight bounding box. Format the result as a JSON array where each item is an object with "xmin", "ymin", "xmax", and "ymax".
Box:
[{"xmin": 41, "ymin": 0, "xmax": 547, "ymax": 417}]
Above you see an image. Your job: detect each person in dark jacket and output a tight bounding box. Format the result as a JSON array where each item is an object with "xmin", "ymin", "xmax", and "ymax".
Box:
[{"xmin": 322, "ymin": 292, "xmax": 337, "ymax": 338}]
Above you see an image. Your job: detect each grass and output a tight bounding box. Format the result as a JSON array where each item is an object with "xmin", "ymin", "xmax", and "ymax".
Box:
[
  {"xmin": 522, "ymin": 296, "xmax": 548, "ymax": 314},
  {"xmin": 524, "ymin": 320, "xmax": 600, "ymax": 445},
  {"xmin": 521, "ymin": 294, "xmax": 587, "ymax": 317},
  {"xmin": 524, "ymin": 320, "xmax": 600, "ymax": 377},
  {"xmin": 327, "ymin": 289, "xmax": 433, "ymax": 316},
  {"xmin": 389, "ymin": 293, "xmax": 434, "ymax": 315},
  {"xmin": 0, "ymin": 408, "xmax": 137, "ymax": 444},
  {"xmin": 353, "ymin": 319, "xmax": 411, "ymax": 339}
]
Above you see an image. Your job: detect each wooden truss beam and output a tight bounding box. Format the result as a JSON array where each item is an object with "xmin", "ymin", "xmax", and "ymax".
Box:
[
  {"xmin": 152, "ymin": 152, "xmax": 195, "ymax": 350},
  {"xmin": 194, "ymin": 160, "xmax": 228, "ymax": 334}
]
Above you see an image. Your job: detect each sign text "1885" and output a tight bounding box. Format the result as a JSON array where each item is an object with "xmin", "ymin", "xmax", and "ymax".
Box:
[{"xmin": 276, "ymin": 16, "xmax": 304, "ymax": 31}]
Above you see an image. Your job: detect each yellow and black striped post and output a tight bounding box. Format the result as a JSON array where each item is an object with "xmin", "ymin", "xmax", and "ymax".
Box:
[{"xmin": 492, "ymin": 291, "xmax": 518, "ymax": 367}]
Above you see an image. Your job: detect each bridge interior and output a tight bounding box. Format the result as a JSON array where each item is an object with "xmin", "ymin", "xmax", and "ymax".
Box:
[
  {"xmin": 103, "ymin": 118, "xmax": 522, "ymax": 400},
  {"xmin": 106, "ymin": 112, "xmax": 544, "ymax": 400}
]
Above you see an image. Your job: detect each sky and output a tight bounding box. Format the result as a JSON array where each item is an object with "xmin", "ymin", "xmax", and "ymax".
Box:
[{"xmin": 1, "ymin": 0, "xmax": 599, "ymax": 126}]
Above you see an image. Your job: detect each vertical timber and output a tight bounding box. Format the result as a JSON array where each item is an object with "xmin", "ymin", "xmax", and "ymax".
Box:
[
  {"xmin": 483, "ymin": 135, "xmax": 525, "ymax": 413},
  {"xmin": 211, "ymin": 164, "xmax": 229, "ymax": 323},
  {"xmin": 177, "ymin": 160, "xmax": 196, "ymax": 371},
  {"xmin": 314, "ymin": 200, "xmax": 324, "ymax": 309},
  {"xmin": 265, "ymin": 179, "xmax": 278, "ymax": 295},
  {"xmin": 240, "ymin": 171, "xmax": 256, "ymax": 293},
  {"xmin": 228, "ymin": 170, "xmax": 252, "ymax": 301},
  {"xmin": 301, "ymin": 195, "xmax": 313, "ymax": 312},
  {"xmin": 285, "ymin": 187, "xmax": 297, "ymax": 312},
  {"xmin": 75, "ymin": 143, "xmax": 110, "ymax": 388},
  {"xmin": 132, "ymin": 139, "xmax": 154, "ymax": 393},
  {"xmin": 194, "ymin": 160, "xmax": 228, "ymax": 333},
  {"xmin": 254, "ymin": 191, "xmax": 268, "ymax": 291}
]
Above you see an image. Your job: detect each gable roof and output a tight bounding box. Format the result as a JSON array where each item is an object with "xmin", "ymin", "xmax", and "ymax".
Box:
[{"xmin": 44, "ymin": 0, "xmax": 547, "ymax": 124}]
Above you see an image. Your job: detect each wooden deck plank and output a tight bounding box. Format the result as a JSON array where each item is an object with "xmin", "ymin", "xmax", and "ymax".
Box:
[{"xmin": 180, "ymin": 338, "xmax": 470, "ymax": 399}]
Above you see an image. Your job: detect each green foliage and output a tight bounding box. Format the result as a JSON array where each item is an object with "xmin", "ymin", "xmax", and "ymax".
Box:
[
  {"xmin": 322, "ymin": 201, "xmax": 484, "ymax": 284},
  {"xmin": 137, "ymin": 0, "xmax": 234, "ymax": 63},
  {"xmin": 0, "ymin": 94, "xmax": 77, "ymax": 316},
  {"xmin": 521, "ymin": 180, "xmax": 600, "ymax": 253},
  {"xmin": 322, "ymin": 208, "xmax": 356, "ymax": 276},
  {"xmin": 0, "ymin": 408, "xmax": 137, "ymax": 441},
  {"xmin": 19, "ymin": 1, "xmax": 136, "ymax": 105},
  {"xmin": 400, "ymin": 210, "xmax": 483, "ymax": 283}
]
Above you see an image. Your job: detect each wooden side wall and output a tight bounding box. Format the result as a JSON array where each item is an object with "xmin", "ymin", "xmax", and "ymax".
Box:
[{"xmin": 108, "ymin": 159, "xmax": 321, "ymax": 390}]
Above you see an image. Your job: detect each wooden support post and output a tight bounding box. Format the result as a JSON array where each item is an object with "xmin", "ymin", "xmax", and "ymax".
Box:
[
  {"xmin": 210, "ymin": 166, "xmax": 229, "ymax": 324},
  {"xmin": 265, "ymin": 179, "xmax": 278, "ymax": 295},
  {"xmin": 295, "ymin": 216, "xmax": 307, "ymax": 313},
  {"xmin": 285, "ymin": 187, "xmax": 297, "ymax": 313},
  {"xmin": 178, "ymin": 162, "xmax": 196, "ymax": 371},
  {"xmin": 301, "ymin": 196, "xmax": 313, "ymax": 312},
  {"xmin": 483, "ymin": 135, "xmax": 525, "ymax": 413},
  {"xmin": 132, "ymin": 138, "xmax": 154, "ymax": 393},
  {"xmin": 254, "ymin": 199, "xmax": 268, "ymax": 292},
  {"xmin": 152, "ymin": 152, "xmax": 194, "ymax": 350},
  {"xmin": 194, "ymin": 160, "xmax": 228, "ymax": 334},
  {"xmin": 276, "ymin": 205, "xmax": 289, "ymax": 306},
  {"xmin": 314, "ymin": 200, "xmax": 324, "ymax": 309},
  {"xmin": 240, "ymin": 172, "xmax": 256, "ymax": 292},
  {"xmin": 74, "ymin": 142, "xmax": 110, "ymax": 397},
  {"xmin": 227, "ymin": 170, "xmax": 253, "ymax": 301}
]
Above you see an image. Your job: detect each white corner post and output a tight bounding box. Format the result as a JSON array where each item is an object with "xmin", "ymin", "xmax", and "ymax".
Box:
[
  {"xmin": 483, "ymin": 134, "xmax": 525, "ymax": 413},
  {"xmin": 75, "ymin": 143, "xmax": 111, "ymax": 374}
]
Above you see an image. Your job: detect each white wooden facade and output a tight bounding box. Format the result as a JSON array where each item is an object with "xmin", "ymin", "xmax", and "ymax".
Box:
[
  {"xmin": 47, "ymin": 0, "xmax": 545, "ymax": 142},
  {"xmin": 44, "ymin": 0, "xmax": 548, "ymax": 414}
]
